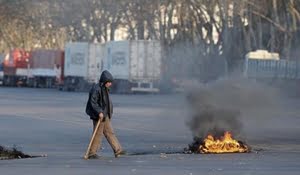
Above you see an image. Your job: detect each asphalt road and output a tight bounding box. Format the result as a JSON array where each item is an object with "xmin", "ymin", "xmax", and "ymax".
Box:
[{"xmin": 0, "ymin": 87, "xmax": 299, "ymax": 175}]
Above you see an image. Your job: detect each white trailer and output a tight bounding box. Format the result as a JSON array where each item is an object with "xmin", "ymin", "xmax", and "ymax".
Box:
[
  {"xmin": 63, "ymin": 42, "xmax": 104, "ymax": 91},
  {"xmin": 103, "ymin": 40, "xmax": 162, "ymax": 93}
]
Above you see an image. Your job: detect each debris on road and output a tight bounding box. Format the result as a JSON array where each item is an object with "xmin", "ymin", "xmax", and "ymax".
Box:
[{"xmin": 0, "ymin": 145, "xmax": 47, "ymax": 160}]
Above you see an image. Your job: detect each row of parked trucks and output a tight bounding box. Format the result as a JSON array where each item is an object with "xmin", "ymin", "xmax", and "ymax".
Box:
[
  {"xmin": 1, "ymin": 42, "xmax": 298, "ymax": 92},
  {"xmin": 0, "ymin": 40, "xmax": 162, "ymax": 93},
  {"xmin": 64, "ymin": 40, "xmax": 161, "ymax": 93}
]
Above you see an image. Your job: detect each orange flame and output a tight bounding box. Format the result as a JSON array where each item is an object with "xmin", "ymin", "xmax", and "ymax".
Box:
[{"xmin": 199, "ymin": 131, "xmax": 249, "ymax": 153}]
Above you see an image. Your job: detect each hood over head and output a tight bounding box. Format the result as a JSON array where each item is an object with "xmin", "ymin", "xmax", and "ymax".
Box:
[{"xmin": 99, "ymin": 70, "xmax": 114, "ymax": 84}]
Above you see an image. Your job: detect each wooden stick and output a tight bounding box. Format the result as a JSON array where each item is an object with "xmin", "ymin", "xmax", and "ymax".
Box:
[{"xmin": 84, "ymin": 119, "xmax": 101, "ymax": 160}]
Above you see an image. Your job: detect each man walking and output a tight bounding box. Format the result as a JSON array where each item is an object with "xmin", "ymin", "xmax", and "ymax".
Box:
[{"xmin": 85, "ymin": 70, "xmax": 125, "ymax": 159}]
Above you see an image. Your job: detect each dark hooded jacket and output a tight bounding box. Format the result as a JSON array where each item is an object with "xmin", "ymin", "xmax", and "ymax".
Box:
[{"xmin": 85, "ymin": 70, "xmax": 114, "ymax": 120}]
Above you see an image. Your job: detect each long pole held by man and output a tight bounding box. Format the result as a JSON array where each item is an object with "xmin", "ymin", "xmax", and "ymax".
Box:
[
  {"xmin": 84, "ymin": 70, "xmax": 126, "ymax": 159},
  {"xmin": 84, "ymin": 118, "xmax": 101, "ymax": 160}
]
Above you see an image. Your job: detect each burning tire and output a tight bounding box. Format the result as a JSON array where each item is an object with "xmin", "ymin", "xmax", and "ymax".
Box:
[{"xmin": 185, "ymin": 132, "xmax": 251, "ymax": 154}]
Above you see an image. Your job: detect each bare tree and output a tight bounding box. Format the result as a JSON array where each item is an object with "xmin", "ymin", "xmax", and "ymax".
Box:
[{"xmin": 1, "ymin": 0, "xmax": 300, "ymax": 71}]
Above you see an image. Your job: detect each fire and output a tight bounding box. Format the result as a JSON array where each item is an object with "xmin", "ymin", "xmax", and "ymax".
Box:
[{"xmin": 199, "ymin": 131, "xmax": 250, "ymax": 154}]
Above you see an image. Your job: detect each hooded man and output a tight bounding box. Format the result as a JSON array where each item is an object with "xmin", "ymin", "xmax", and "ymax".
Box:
[{"xmin": 85, "ymin": 70, "xmax": 125, "ymax": 159}]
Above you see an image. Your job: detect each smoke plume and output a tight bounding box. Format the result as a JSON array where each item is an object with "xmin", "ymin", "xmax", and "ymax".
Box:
[{"xmin": 185, "ymin": 77, "xmax": 280, "ymax": 139}]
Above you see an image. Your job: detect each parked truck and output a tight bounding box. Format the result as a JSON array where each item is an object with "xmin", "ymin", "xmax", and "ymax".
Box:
[
  {"xmin": 244, "ymin": 50, "xmax": 300, "ymax": 80},
  {"xmin": 103, "ymin": 40, "xmax": 162, "ymax": 93},
  {"xmin": 63, "ymin": 42, "xmax": 104, "ymax": 91},
  {"xmin": 3, "ymin": 49, "xmax": 31, "ymax": 86},
  {"xmin": 27, "ymin": 49, "xmax": 64, "ymax": 88}
]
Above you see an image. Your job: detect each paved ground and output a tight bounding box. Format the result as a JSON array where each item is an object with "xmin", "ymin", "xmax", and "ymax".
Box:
[{"xmin": 0, "ymin": 87, "xmax": 300, "ymax": 175}]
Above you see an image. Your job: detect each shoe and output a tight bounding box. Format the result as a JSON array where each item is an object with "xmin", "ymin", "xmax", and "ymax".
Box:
[
  {"xmin": 88, "ymin": 154, "xmax": 101, "ymax": 159},
  {"xmin": 115, "ymin": 150, "xmax": 127, "ymax": 158}
]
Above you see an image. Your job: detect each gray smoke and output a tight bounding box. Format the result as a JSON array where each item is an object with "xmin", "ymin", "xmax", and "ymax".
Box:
[{"xmin": 185, "ymin": 77, "xmax": 280, "ymax": 139}]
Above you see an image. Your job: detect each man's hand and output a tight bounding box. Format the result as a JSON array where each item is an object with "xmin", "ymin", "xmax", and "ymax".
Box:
[{"xmin": 99, "ymin": 113, "xmax": 104, "ymax": 121}]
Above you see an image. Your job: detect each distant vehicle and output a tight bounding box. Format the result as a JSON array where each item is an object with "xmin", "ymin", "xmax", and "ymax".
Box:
[
  {"xmin": 27, "ymin": 49, "xmax": 64, "ymax": 88},
  {"xmin": 63, "ymin": 40, "xmax": 162, "ymax": 93},
  {"xmin": 244, "ymin": 50, "xmax": 300, "ymax": 80},
  {"xmin": 103, "ymin": 40, "xmax": 162, "ymax": 93},
  {"xmin": 0, "ymin": 54, "xmax": 4, "ymax": 85},
  {"xmin": 3, "ymin": 49, "xmax": 31, "ymax": 86},
  {"xmin": 1, "ymin": 40, "xmax": 163, "ymax": 92},
  {"xmin": 63, "ymin": 42, "xmax": 104, "ymax": 91}
]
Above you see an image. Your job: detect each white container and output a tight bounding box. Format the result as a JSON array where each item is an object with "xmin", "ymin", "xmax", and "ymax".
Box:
[
  {"xmin": 87, "ymin": 43, "xmax": 105, "ymax": 83},
  {"xmin": 64, "ymin": 42, "xmax": 104, "ymax": 83},
  {"xmin": 103, "ymin": 40, "xmax": 162, "ymax": 92},
  {"xmin": 129, "ymin": 40, "xmax": 161, "ymax": 81},
  {"xmin": 104, "ymin": 41, "xmax": 130, "ymax": 79},
  {"xmin": 64, "ymin": 42, "xmax": 89, "ymax": 78}
]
